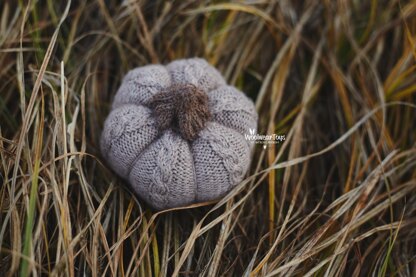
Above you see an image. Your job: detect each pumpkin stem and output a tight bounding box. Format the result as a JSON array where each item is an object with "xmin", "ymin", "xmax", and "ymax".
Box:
[{"xmin": 148, "ymin": 84, "xmax": 211, "ymax": 141}]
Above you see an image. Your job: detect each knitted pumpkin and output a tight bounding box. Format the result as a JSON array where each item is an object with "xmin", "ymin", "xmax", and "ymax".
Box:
[{"xmin": 100, "ymin": 58, "xmax": 258, "ymax": 210}]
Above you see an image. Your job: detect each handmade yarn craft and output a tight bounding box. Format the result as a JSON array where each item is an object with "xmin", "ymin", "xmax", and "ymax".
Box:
[{"xmin": 100, "ymin": 58, "xmax": 258, "ymax": 210}]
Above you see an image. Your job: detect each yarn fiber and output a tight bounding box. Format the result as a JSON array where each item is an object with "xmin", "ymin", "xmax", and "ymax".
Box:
[{"xmin": 101, "ymin": 58, "xmax": 258, "ymax": 210}]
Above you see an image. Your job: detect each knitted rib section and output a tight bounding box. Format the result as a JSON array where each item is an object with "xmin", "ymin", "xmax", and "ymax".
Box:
[
  {"xmin": 192, "ymin": 122, "xmax": 250, "ymax": 202},
  {"xmin": 208, "ymin": 86, "xmax": 258, "ymax": 137},
  {"xmin": 128, "ymin": 131, "xmax": 196, "ymax": 210},
  {"xmin": 112, "ymin": 64, "xmax": 171, "ymax": 109},
  {"xmin": 167, "ymin": 58, "xmax": 226, "ymax": 93},
  {"xmin": 149, "ymin": 131, "xmax": 175, "ymax": 207},
  {"xmin": 100, "ymin": 104, "xmax": 159, "ymax": 178}
]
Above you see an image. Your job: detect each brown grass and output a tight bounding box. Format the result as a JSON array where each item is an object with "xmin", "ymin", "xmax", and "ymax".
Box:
[{"xmin": 1, "ymin": 0, "xmax": 416, "ymax": 276}]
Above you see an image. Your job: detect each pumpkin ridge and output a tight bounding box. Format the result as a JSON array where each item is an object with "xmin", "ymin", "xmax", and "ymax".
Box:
[
  {"xmin": 149, "ymin": 132, "xmax": 177, "ymax": 208},
  {"xmin": 124, "ymin": 121, "xmax": 161, "ymax": 178}
]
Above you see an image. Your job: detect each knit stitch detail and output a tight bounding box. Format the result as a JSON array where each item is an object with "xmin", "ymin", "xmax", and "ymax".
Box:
[
  {"xmin": 202, "ymin": 123, "xmax": 249, "ymax": 186},
  {"xmin": 101, "ymin": 58, "xmax": 257, "ymax": 209},
  {"xmin": 149, "ymin": 132, "xmax": 176, "ymax": 207}
]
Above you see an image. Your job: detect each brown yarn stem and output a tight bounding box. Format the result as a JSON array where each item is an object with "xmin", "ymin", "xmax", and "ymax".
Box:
[{"xmin": 148, "ymin": 84, "xmax": 211, "ymax": 141}]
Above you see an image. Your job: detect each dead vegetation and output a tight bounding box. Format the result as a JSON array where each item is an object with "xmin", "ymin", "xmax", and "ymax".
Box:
[{"xmin": 1, "ymin": 0, "xmax": 416, "ymax": 276}]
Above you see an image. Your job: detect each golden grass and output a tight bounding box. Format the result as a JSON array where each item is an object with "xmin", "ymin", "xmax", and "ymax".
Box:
[{"xmin": 1, "ymin": 0, "xmax": 416, "ymax": 276}]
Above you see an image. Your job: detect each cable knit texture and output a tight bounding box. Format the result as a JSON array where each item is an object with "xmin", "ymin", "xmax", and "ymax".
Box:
[{"xmin": 101, "ymin": 58, "xmax": 258, "ymax": 210}]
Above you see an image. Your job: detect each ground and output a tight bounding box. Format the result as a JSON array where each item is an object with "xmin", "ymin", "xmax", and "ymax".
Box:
[{"xmin": 1, "ymin": 0, "xmax": 416, "ymax": 276}]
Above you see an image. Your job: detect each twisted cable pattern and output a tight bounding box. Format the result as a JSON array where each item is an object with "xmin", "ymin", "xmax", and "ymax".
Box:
[
  {"xmin": 101, "ymin": 58, "xmax": 257, "ymax": 210},
  {"xmin": 149, "ymin": 132, "xmax": 175, "ymax": 207}
]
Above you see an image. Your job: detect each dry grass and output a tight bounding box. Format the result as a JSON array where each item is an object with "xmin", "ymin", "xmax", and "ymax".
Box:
[{"xmin": 1, "ymin": 0, "xmax": 416, "ymax": 276}]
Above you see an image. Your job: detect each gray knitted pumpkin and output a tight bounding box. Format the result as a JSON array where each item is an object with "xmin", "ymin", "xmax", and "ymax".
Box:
[{"xmin": 100, "ymin": 58, "xmax": 258, "ymax": 210}]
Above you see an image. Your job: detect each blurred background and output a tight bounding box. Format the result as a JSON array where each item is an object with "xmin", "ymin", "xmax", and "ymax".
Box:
[{"xmin": 1, "ymin": 0, "xmax": 416, "ymax": 276}]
